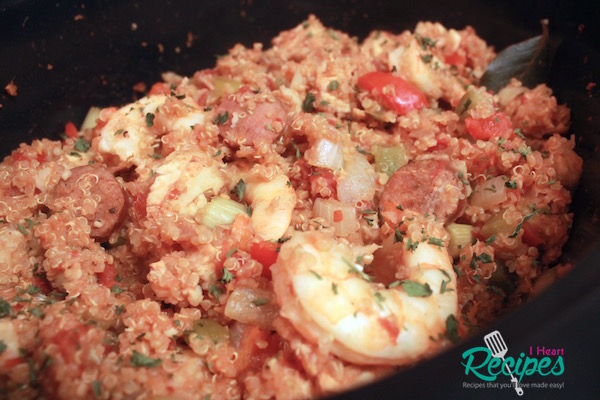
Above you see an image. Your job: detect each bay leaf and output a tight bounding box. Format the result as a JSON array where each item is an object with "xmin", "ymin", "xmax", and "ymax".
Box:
[{"xmin": 480, "ymin": 19, "xmax": 553, "ymax": 93}]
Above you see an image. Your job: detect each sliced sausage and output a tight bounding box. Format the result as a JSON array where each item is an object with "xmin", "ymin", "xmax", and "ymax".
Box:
[
  {"xmin": 50, "ymin": 165, "xmax": 127, "ymax": 240},
  {"xmin": 380, "ymin": 159, "xmax": 466, "ymax": 224},
  {"xmin": 216, "ymin": 88, "xmax": 287, "ymax": 147}
]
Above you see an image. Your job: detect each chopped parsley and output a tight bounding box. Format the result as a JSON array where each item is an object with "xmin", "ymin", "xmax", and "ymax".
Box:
[
  {"xmin": 356, "ymin": 146, "xmax": 371, "ymax": 156},
  {"xmin": 485, "ymin": 235, "xmax": 497, "ymax": 245},
  {"xmin": 111, "ymin": 284, "xmax": 125, "ymax": 295},
  {"xmin": 400, "ymin": 280, "xmax": 432, "ymax": 297},
  {"xmin": 309, "ymin": 269, "xmax": 323, "ymax": 280},
  {"xmin": 428, "ymin": 237, "xmax": 444, "ymax": 247},
  {"xmin": 513, "ymin": 128, "xmax": 526, "ymax": 139},
  {"xmin": 394, "ymin": 228, "xmax": 404, "ymax": 243},
  {"xmin": 445, "ymin": 314, "xmax": 461, "ymax": 344},
  {"xmin": 302, "ymin": 92, "xmax": 316, "ymax": 112},
  {"xmin": 27, "ymin": 357, "xmax": 37, "ymax": 386},
  {"xmin": 332, "ymin": 283, "xmax": 338, "ymax": 295},
  {"xmin": 74, "ymin": 138, "xmax": 91, "ymax": 153},
  {"xmin": 16, "ymin": 223, "xmax": 28, "ymax": 235},
  {"xmin": 221, "ymin": 267, "xmax": 235, "ymax": 284},
  {"xmin": 212, "ymin": 111, "xmax": 229, "ymax": 125},
  {"xmin": 505, "ymin": 180, "xmax": 517, "ymax": 189},
  {"xmin": 291, "ymin": 139, "xmax": 301, "ymax": 159},
  {"xmin": 342, "ymin": 258, "xmax": 372, "ymax": 282},
  {"xmin": 232, "ymin": 179, "xmax": 245, "ymax": 200},
  {"xmin": 509, "ymin": 211, "xmax": 538, "ymax": 239},
  {"xmin": 208, "ymin": 283, "xmax": 224, "ymax": 300},
  {"xmin": 252, "ymin": 298, "xmax": 269, "ymax": 306},
  {"xmin": 0, "ymin": 340, "xmax": 6, "ymax": 354},
  {"xmin": 25, "ymin": 285, "xmax": 41, "ymax": 295},
  {"xmin": 417, "ymin": 35, "xmax": 437, "ymax": 50},
  {"xmin": 114, "ymin": 128, "xmax": 125, "ymax": 136},
  {"xmin": 115, "ymin": 304, "xmax": 125, "ymax": 316},
  {"xmin": 130, "ymin": 350, "xmax": 162, "ymax": 368},
  {"xmin": 327, "ymin": 80, "xmax": 339, "ymax": 91},
  {"xmin": 374, "ymin": 292, "xmax": 385, "ymax": 309},
  {"xmin": 406, "ymin": 238, "xmax": 419, "ymax": 251},
  {"xmin": 145, "ymin": 112, "xmax": 155, "ymax": 127},
  {"xmin": 421, "ymin": 53, "xmax": 433, "ymax": 63},
  {"xmin": 439, "ymin": 269, "xmax": 454, "ymax": 294},
  {"xmin": 92, "ymin": 380, "xmax": 102, "ymax": 398},
  {"xmin": 226, "ymin": 248, "xmax": 237, "ymax": 259}
]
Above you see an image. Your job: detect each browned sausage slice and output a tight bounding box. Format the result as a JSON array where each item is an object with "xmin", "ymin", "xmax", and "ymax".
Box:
[
  {"xmin": 216, "ymin": 88, "xmax": 287, "ymax": 147},
  {"xmin": 50, "ymin": 165, "xmax": 127, "ymax": 240},
  {"xmin": 379, "ymin": 159, "xmax": 466, "ymax": 225}
]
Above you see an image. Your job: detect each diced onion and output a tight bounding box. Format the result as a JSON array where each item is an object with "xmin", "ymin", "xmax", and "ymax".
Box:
[
  {"xmin": 213, "ymin": 76, "xmax": 241, "ymax": 98},
  {"xmin": 446, "ymin": 223, "xmax": 473, "ymax": 258},
  {"xmin": 313, "ymin": 197, "xmax": 358, "ymax": 237},
  {"xmin": 224, "ymin": 287, "xmax": 279, "ymax": 328},
  {"xmin": 307, "ymin": 138, "xmax": 343, "ymax": 170},
  {"xmin": 201, "ymin": 196, "xmax": 247, "ymax": 228},
  {"xmin": 470, "ymin": 176, "xmax": 508, "ymax": 209},
  {"xmin": 336, "ymin": 153, "xmax": 377, "ymax": 203},
  {"xmin": 186, "ymin": 318, "xmax": 230, "ymax": 344},
  {"xmin": 497, "ymin": 84, "xmax": 527, "ymax": 106},
  {"xmin": 480, "ymin": 211, "xmax": 514, "ymax": 238}
]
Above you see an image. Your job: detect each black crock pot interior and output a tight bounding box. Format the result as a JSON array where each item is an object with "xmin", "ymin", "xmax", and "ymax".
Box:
[{"xmin": 1, "ymin": 1, "xmax": 599, "ymax": 398}]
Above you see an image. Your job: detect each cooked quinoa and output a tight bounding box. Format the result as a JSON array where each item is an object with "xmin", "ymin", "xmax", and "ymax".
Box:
[{"xmin": 0, "ymin": 15, "xmax": 582, "ymax": 399}]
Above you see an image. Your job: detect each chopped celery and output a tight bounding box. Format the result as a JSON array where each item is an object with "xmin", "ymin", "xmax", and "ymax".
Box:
[
  {"xmin": 446, "ymin": 223, "xmax": 473, "ymax": 258},
  {"xmin": 201, "ymin": 196, "xmax": 247, "ymax": 228},
  {"xmin": 81, "ymin": 106, "xmax": 101, "ymax": 130},
  {"xmin": 455, "ymin": 86, "xmax": 493, "ymax": 120},
  {"xmin": 372, "ymin": 144, "xmax": 408, "ymax": 176}
]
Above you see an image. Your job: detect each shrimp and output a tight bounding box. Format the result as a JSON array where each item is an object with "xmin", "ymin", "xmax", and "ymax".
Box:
[
  {"xmin": 96, "ymin": 94, "xmax": 206, "ymax": 166},
  {"xmin": 147, "ymin": 150, "xmax": 226, "ymax": 221},
  {"xmin": 271, "ymin": 216, "xmax": 457, "ymax": 365},
  {"xmin": 228, "ymin": 164, "xmax": 297, "ymax": 241}
]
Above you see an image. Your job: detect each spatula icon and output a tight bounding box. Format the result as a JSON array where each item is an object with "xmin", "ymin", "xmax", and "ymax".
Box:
[{"xmin": 484, "ymin": 330, "xmax": 524, "ymax": 396}]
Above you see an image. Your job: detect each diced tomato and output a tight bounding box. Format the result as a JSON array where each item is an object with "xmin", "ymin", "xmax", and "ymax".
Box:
[
  {"xmin": 149, "ymin": 82, "xmax": 170, "ymax": 95},
  {"xmin": 234, "ymin": 325, "xmax": 280, "ymax": 373},
  {"xmin": 167, "ymin": 187, "xmax": 181, "ymax": 200},
  {"xmin": 357, "ymin": 71, "xmax": 428, "ymax": 115},
  {"xmin": 33, "ymin": 275, "xmax": 52, "ymax": 294},
  {"xmin": 465, "ymin": 112, "xmax": 513, "ymax": 140},
  {"xmin": 2, "ymin": 357, "xmax": 24, "ymax": 369},
  {"xmin": 130, "ymin": 186, "xmax": 150, "ymax": 221},
  {"xmin": 333, "ymin": 209, "xmax": 344, "ymax": 223},
  {"xmin": 309, "ymin": 168, "xmax": 337, "ymax": 199},
  {"xmin": 64, "ymin": 121, "xmax": 79, "ymax": 138},
  {"xmin": 445, "ymin": 51, "xmax": 467, "ymax": 69},
  {"xmin": 250, "ymin": 241, "xmax": 279, "ymax": 270},
  {"xmin": 522, "ymin": 221, "xmax": 545, "ymax": 247},
  {"xmin": 378, "ymin": 316, "xmax": 400, "ymax": 341},
  {"xmin": 50, "ymin": 325, "xmax": 88, "ymax": 363},
  {"xmin": 11, "ymin": 151, "xmax": 28, "ymax": 162},
  {"xmin": 97, "ymin": 263, "xmax": 117, "ymax": 288}
]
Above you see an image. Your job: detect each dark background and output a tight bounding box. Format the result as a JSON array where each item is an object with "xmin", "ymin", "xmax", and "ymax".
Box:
[{"xmin": 1, "ymin": 1, "xmax": 599, "ymax": 399}]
